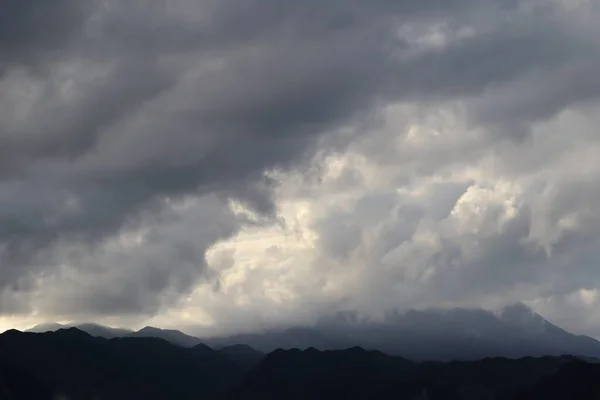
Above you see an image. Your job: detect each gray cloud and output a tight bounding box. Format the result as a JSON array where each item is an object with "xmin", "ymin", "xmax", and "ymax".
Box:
[
  {"xmin": 27, "ymin": 194, "xmax": 238, "ymax": 318},
  {"xmin": 0, "ymin": 0, "xmax": 89, "ymax": 68}
]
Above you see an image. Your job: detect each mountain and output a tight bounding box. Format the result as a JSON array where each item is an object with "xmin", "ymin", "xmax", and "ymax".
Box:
[
  {"xmin": 25, "ymin": 322, "xmax": 132, "ymax": 339},
  {"xmin": 1, "ymin": 329, "xmax": 600, "ymax": 399},
  {"xmin": 232, "ymin": 347, "xmax": 415, "ymax": 399},
  {"xmin": 25, "ymin": 322, "xmax": 66, "ymax": 333},
  {"xmin": 515, "ymin": 359, "xmax": 600, "ymax": 399},
  {"xmin": 205, "ymin": 326, "xmax": 351, "ymax": 352},
  {"xmin": 24, "ymin": 304, "xmax": 600, "ymax": 361},
  {"xmin": 127, "ymin": 326, "xmax": 204, "ymax": 347},
  {"xmin": 0, "ymin": 328, "xmax": 243, "ymax": 399},
  {"xmin": 0, "ymin": 362, "xmax": 56, "ymax": 399},
  {"xmin": 233, "ymin": 348, "xmax": 600, "ymax": 399},
  {"xmin": 218, "ymin": 345, "xmax": 265, "ymax": 369},
  {"xmin": 74, "ymin": 323, "xmax": 133, "ymax": 339},
  {"xmin": 24, "ymin": 323, "xmax": 202, "ymax": 347},
  {"xmin": 206, "ymin": 304, "xmax": 600, "ymax": 361}
]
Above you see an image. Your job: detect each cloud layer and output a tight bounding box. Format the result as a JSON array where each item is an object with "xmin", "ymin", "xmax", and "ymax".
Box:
[{"xmin": 2, "ymin": 0, "xmax": 600, "ymax": 337}]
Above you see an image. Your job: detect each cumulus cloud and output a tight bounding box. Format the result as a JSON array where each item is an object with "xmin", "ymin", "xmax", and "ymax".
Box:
[{"xmin": 1, "ymin": 0, "xmax": 600, "ymax": 338}]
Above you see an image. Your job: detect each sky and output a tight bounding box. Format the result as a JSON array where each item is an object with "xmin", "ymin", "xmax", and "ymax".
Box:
[{"xmin": 1, "ymin": 0, "xmax": 600, "ymax": 338}]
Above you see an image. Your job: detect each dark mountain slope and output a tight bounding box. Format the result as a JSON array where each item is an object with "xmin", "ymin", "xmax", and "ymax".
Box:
[
  {"xmin": 1, "ymin": 329, "xmax": 600, "ymax": 399},
  {"xmin": 0, "ymin": 328, "xmax": 242, "ymax": 400},
  {"xmin": 0, "ymin": 363, "xmax": 55, "ymax": 400},
  {"xmin": 233, "ymin": 348, "xmax": 581, "ymax": 400},
  {"xmin": 233, "ymin": 347, "xmax": 415, "ymax": 399},
  {"xmin": 218, "ymin": 345, "xmax": 265, "ymax": 370},
  {"xmin": 515, "ymin": 360, "xmax": 600, "ymax": 399}
]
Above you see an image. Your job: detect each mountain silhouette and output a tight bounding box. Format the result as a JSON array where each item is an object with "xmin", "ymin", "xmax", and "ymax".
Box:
[
  {"xmin": 515, "ymin": 359, "xmax": 600, "ymax": 399},
  {"xmin": 233, "ymin": 347, "xmax": 600, "ymax": 399},
  {"xmin": 127, "ymin": 326, "xmax": 204, "ymax": 347},
  {"xmin": 218, "ymin": 345, "xmax": 265, "ymax": 370},
  {"xmin": 0, "ymin": 328, "xmax": 242, "ymax": 399},
  {"xmin": 26, "ymin": 322, "xmax": 132, "ymax": 339},
  {"xmin": 2, "ymin": 329, "xmax": 600, "ymax": 399}
]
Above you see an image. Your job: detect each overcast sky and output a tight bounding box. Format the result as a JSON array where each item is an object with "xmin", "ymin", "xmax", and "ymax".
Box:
[{"xmin": 1, "ymin": 0, "xmax": 600, "ymax": 338}]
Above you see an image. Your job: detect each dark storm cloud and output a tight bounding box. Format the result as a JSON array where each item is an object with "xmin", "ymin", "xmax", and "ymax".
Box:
[
  {"xmin": 0, "ymin": 60, "xmax": 174, "ymax": 177},
  {"xmin": 1, "ymin": 0, "xmax": 599, "ymax": 319},
  {"xmin": 0, "ymin": 0, "xmax": 402, "ymax": 308},
  {"xmin": 33, "ymin": 195, "xmax": 241, "ymax": 318},
  {"xmin": 0, "ymin": 0, "xmax": 89, "ymax": 68}
]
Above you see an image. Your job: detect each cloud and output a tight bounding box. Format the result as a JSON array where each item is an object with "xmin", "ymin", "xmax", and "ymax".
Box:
[
  {"xmin": 0, "ymin": 0, "xmax": 89, "ymax": 68},
  {"xmin": 1, "ymin": 0, "xmax": 600, "ymax": 338},
  {"xmin": 174, "ymin": 101, "xmax": 600, "ymax": 336},
  {"xmin": 25, "ymin": 195, "xmax": 238, "ymax": 318},
  {"xmin": 0, "ymin": 0, "xmax": 403, "ymax": 299}
]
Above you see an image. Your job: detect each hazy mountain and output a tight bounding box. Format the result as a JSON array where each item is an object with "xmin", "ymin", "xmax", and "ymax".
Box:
[
  {"xmin": 24, "ymin": 323, "xmax": 202, "ymax": 347},
  {"xmin": 205, "ymin": 326, "xmax": 352, "ymax": 353},
  {"xmin": 25, "ymin": 322, "xmax": 66, "ymax": 333},
  {"xmin": 127, "ymin": 326, "xmax": 204, "ymax": 347},
  {"xmin": 74, "ymin": 323, "xmax": 133, "ymax": 339},
  {"xmin": 23, "ymin": 304, "xmax": 600, "ymax": 361},
  {"xmin": 206, "ymin": 304, "xmax": 600, "ymax": 361},
  {"xmin": 26, "ymin": 322, "xmax": 132, "ymax": 339},
  {"xmin": 3, "ymin": 329, "xmax": 600, "ymax": 399}
]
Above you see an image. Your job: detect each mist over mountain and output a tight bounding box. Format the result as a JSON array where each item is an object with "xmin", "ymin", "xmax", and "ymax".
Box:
[
  {"xmin": 204, "ymin": 304, "xmax": 600, "ymax": 361},
  {"xmin": 23, "ymin": 305, "xmax": 600, "ymax": 362},
  {"xmin": 26, "ymin": 322, "xmax": 68, "ymax": 333},
  {"xmin": 128, "ymin": 326, "xmax": 203, "ymax": 348},
  {"xmin": 27, "ymin": 323, "xmax": 133, "ymax": 339}
]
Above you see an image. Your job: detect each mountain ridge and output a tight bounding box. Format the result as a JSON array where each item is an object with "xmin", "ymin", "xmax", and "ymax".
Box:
[
  {"xmin": 1, "ymin": 329, "xmax": 600, "ymax": 399},
  {"xmin": 20, "ymin": 304, "xmax": 600, "ymax": 361}
]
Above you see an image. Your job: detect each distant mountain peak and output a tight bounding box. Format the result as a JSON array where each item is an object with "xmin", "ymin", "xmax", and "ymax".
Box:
[
  {"xmin": 26, "ymin": 322, "xmax": 66, "ymax": 333},
  {"xmin": 138, "ymin": 326, "xmax": 161, "ymax": 333},
  {"xmin": 54, "ymin": 327, "xmax": 92, "ymax": 340},
  {"xmin": 304, "ymin": 346, "xmax": 321, "ymax": 354},
  {"xmin": 130, "ymin": 326, "xmax": 203, "ymax": 347},
  {"xmin": 192, "ymin": 343, "xmax": 213, "ymax": 352},
  {"xmin": 2, "ymin": 329, "xmax": 23, "ymax": 336},
  {"xmin": 501, "ymin": 302, "xmax": 534, "ymax": 316},
  {"xmin": 500, "ymin": 303, "xmax": 545, "ymax": 325},
  {"xmin": 137, "ymin": 326, "xmax": 185, "ymax": 334},
  {"xmin": 76, "ymin": 322, "xmax": 104, "ymax": 328}
]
